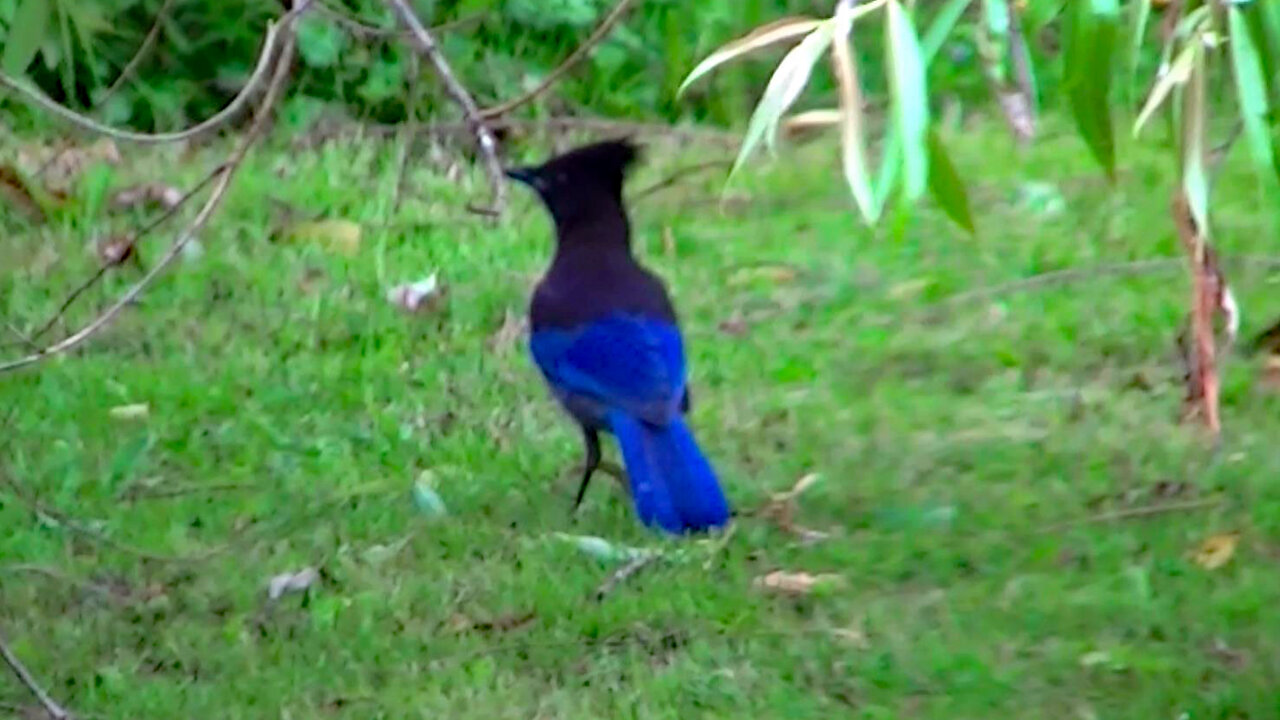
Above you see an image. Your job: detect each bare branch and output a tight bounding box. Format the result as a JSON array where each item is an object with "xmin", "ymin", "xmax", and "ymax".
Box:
[
  {"xmin": 316, "ymin": 1, "xmax": 481, "ymax": 40},
  {"xmin": 0, "ymin": 7, "xmax": 288, "ymax": 145},
  {"xmin": 0, "ymin": 629, "xmax": 75, "ymax": 720},
  {"xmin": 384, "ymin": 0, "xmax": 506, "ymax": 214},
  {"xmin": 0, "ymin": 4, "xmax": 312, "ymax": 374},
  {"xmin": 22, "ymin": 165, "xmax": 230, "ymax": 347},
  {"xmin": 478, "ymin": 0, "xmax": 641, "ymax": 119},
  {"xmin": 95, "ymin": 0, "xmax": 177, "ymax": 106}
]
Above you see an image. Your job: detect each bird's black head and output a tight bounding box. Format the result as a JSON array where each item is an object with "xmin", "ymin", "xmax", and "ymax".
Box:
[{"xmin": 505, "ymin": 138, "xmax": 640, "ymax": 233}]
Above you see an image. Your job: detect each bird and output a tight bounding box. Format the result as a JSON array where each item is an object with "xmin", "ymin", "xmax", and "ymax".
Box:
[{"xmin": 505, "ymin": 138, "xmax": 731, "ymax": 535}]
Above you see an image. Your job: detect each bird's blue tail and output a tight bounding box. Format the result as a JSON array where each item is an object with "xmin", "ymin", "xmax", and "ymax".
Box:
[{"xmin": 607, "ymin": 411, "xmax": 730, "ymax": 534}]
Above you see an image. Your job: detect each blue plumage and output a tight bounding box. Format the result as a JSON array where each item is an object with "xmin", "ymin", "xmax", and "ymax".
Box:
[{"xmin": 507, "ymin": 139, "xmax": 731, "ymax": 534}]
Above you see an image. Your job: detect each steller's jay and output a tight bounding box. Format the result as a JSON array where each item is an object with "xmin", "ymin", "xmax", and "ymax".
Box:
[{"xmin": 505, "ymin": 139, "xmax": 731, "ymax": 535}]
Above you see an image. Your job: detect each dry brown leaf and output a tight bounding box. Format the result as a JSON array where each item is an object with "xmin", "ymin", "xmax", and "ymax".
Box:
[
  {"xmin": 1192, "ymin": 532, "xmax": 1240, "ymax": 570},
  {"xmin": 110, "ymin": 183, "xmax": 184, "ymax": 211},
  {"xmin": 0, "ymin": 164, "xmax": 47, "ymax": 223},
  {"xmin": 98, "ymin": 235, "xmax": 137, "ymax": 267},
  {"xmin": 753, "ymin": 570, "xmax": 844, "ymax": 596}
]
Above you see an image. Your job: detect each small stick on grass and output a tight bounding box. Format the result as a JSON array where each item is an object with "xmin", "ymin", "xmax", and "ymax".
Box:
[
  {"xmin": 0, "ymin": 629, "xmax": 75, "ymax": 720},
  {"xmin": 1037, "ymin": 497, "xmax": 1221, "ymax": 534},
  {"xmin": 594, "ymin": 553, "xmax": 662, "ymax": 602}
]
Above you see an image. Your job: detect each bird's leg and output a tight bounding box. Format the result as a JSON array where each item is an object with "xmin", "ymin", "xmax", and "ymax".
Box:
[{"xmin": 571, "ymin": 428, "xmax": 602, "ymax": 514}]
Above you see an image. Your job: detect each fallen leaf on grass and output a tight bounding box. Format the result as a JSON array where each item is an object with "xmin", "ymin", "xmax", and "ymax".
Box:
[
  {"xmin": 1191, "ymin": 532, "xmax": 1240, "ymax": 570},
  {"xmin": 97, "ymin": 235, "xmax": 137, "ymax": 267},
  {"xmin": 829, "ymin": 619, "xmax": 871, "ymax": 648},
  {"xmin": 411, "ymin": 471, "xmax": 448, "ymax": 518},
  {"xmin": 759, "ymin": 473, "xmax": 831, "ymax": 543},
  {"xmin": 553, "ymin": 533, "xmax": 654, "ymax": 563},
  {"xmin": 386, "ymin": 273, "xmax": 447, "ymax": 314},
  {"xmin": 109, "ymin": 403, "xmax": 149, "ymax": 421},
  {"xmin": 267, "ymin": 566, "xmax": 319, "ymax": 600},
  {"xmin": 753, "ymin": 570, "xmax": 844, "ymax": 596},
  {"xmin": 718, "ymin": 311, "xmax": 750, "ymax": 336},
  {"xmin": 110, "ymin": 183, "xmax": 183, "ymax": 211},
  {"xmin": 286, "ymin": 218, "xmax": 362, "ymax": 255}
]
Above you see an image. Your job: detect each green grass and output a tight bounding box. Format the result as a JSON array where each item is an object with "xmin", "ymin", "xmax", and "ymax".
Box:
[{"xmin": 4, "ymin": 116, "xmax": 1280, "ymax": 718}]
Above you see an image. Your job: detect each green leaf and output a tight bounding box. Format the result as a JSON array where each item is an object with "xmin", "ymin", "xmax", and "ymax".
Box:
[
  {"xmin": 1063, "ymin": 0, "xmax": 1119, "ymax": 179},
  {"xmin": 729, "ymin": 20, "xmax": 836, "ymax": 179},
  {"xmin": 677, "ymin": 17, "xmax": 824, "ymax": 96},
  {"xmin": 3, "ymin": 0, "xmax": 49, "ymax": 76},
  {"xmin": 1228, "ymin": 6, "xmax": 1277, "ymax": 183},
  {"xmin": 1126, "ymin": 0, "xmax": 1151, "ymax": 99},
  {"xmin": 926, "ymin": 127, "xmax": 974, "ymax": 233},
  {"xmin": 832, "ymin": 1, "xmax": 877, "ymax": 223},
  {"xmin": 874, "ymin": 126, "xmax": 902, "ymax": 210},
  {"xmin": 1134, "ymin": 42, "xmax": 1197, "ymax": 136},
  {"xmin": 921, "ymin": 0, "xmax": 972, "ymax": 65},
  {"xmin": 885, "ymin": 0, "xmax": 930, "ymax": 200},
  {"xmin": 1182, "ymin": 40, "xmax": 1209, "ymax": 238}
]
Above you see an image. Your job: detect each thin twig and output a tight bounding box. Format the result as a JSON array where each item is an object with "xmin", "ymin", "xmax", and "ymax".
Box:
[
  {"xmin": 23, "ymin": 164, "xmax": 230, "ymax": 346},
  {"xmin": 0, "ymin": 9, "xmax": 286, "ymax": 145},
  {"xmin": 95, "ymin": 0, "xmax": 176, "ymax": 106},
  {"xmin": 631, "ymin": 159, "xmax": 733, "ymax": 202},
  {"xmin": 478, "ymin": 0, "xmax": 641, "ymax": 119},
  {"xmin": 594, "ymin": 552, "xmax": 662, "ymax": 602},
  {"xmin": 317, "ymin": 1, "xmax": 481, "ymax": 40},
  {"xmin": 0, "ymin": 564, "xmax": 116, "ymax": 603},
  {"xmin": 393, "ymin": 53, "xmax": 420, "ymax": 212},
  {"xmin": 384, "ymin": 0, "xmax": 506, "ymax": 215},
  {"xmin": 0, "ymin": 4, "xmax": 310, "ymax": 374},
  {"xmin": 0, "ymin": 629, "xmax": 74, "ymax": 720},
  {"xmin": 1037, "ymin": 497, "xmax": 1221, "ymax": 534}
]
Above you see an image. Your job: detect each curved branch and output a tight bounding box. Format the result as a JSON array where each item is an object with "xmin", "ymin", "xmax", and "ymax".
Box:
[
  {"xmin": 479, "ymin": 0, "xmax": 641, "ymax": 119},
  {"xmin": 385, "ymin": 0, "xmax": 506, "ymax": 214},
  {"xmin": 316, "ymin": 1, "xmax": 481, "ymax": 40},
  {"xmin": 0, "ymin": 4, "xmax": 311, "ymax": 374},
  {"xmin": 0, "ymin": 9, "xmax": 286, "ymax": 145},
  {"xmin": 95, "ymin": 0, "xmax": 177, "ymax": 106}
]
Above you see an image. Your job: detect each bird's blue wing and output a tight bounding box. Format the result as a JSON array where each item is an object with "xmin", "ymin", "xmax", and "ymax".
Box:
[{"xmin": 530, "ymin": 314, "xmax": 686, "ymax": 423}]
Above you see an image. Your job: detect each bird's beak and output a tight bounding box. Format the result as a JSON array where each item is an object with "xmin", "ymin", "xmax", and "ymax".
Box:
[{"xmin": 503, "ymin": 166, "xmax": 536, "ymax": 186}]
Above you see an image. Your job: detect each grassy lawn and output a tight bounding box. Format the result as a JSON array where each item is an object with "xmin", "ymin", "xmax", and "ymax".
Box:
[{"xmin": 3, "ymin": 116, "xmax": 1280, "ymax": 718}]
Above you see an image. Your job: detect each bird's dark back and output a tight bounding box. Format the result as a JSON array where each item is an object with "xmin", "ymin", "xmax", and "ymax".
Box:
[{"xmin": 531, "ymin": 243, "xmax": 677, "ymax": 331}]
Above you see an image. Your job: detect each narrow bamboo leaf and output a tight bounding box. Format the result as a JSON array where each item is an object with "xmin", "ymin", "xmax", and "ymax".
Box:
[
  {"xmin": 729, "ymin": 21, "xmax": 836, "ymax": 178},
  {"xmin": 1227, "ymin": 6, "xmax": 1277, "ymax": 182},
  {"xmin": 921, "ymin": 0, "xmax": 973, "ymax": 65},
  {"xmin": 1022, "ymin": 0, "xmax": 1065, "ymax": 37},
  {"xmin": 874, "ymin": 126, "xmax": 902, "ymax": 210},
  {"xmin": 677, "ymin": 17, "xmax": 824, "ymax": 96},
  {"xmin": 3, "ymin": 0, "xmax": 50, "ymax": 77},
  {"xmin": 1012, "ymin": 1, "xmax": 1040, "ymax": 113},
  {"xmin": 1258, "ymin": 0, "xmax": 1280, "ymax": 101},
  {"xmin": 886, "ymin": 0, "xmax": 930, "ymax": 200},
  {"xmin": 983, "ymin": 0, "xmax": 1010, "ymax": 37},
  {"xmin": 1134, "ymin": 42, "xmax": 1197, "ymax": 136},
  {"xmin": 1182, "ymin": 41, "xmax": 1209, "ymax": 239},
  {"xmin": 1063, "ymin": 0, "xmax": 1120, "ymax": 178},
  {"xmin": 1126, "ymin": 0, "xmax": 1152, "ymax": 97},
  {"xmin": 832, "ymin": 4, "xmax": 878, "ymax": 223},
  {"xmin": 926, "ymin": 128, "xmax": 975, "ymax": 233}
]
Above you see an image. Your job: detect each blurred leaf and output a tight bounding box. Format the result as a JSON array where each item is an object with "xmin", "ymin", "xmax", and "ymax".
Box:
[
  {"xmin": 109, "ymin": 403, "xmax": 149, "ymax": 421},
  {"xmin": 885, "ymin": 0, "xmax": 929, "ymax": 200},
  {"xmin": 387, "ymin": 273, "xmax": 447, "ymax": 314},
  {"xmin": 297, "ymin": 14, "xmax": 345, "ymax": 68},
  {"xmin": 1064, "ymin": 0, "xmax": 1119, "ymax": 179},
  {"xmin": 753, "ymin": 570, "xmax": 844, "ymax": 596},
  {"xmin": 677, "ymin": 16, "xmax": 824, "ymax": 96},
  {"xmin": 552, "ymin": 533, "xmax": 653, "ymax": 563},
  {"xmin": 832, "ymin": 2, "xmax": 877, "ymax": 223},
  {"xmin": 1125, "ymin": 0, "xmax": 1152, "ymax": 96},
  {"xmin": 267, "ymin": 567, "xmax": 319, "ymax": 600},
  {"xmin": 874, "ymin": 126, "xmax": 901, "ymax": 210},
  {"xmin": 1191, "ymin": 532, "xmax": 1240, "ymax": 570},
  {"xmin": 1227, "ymin": 7, "xmax": 1277, "ymax": 183},
  {"xmin": 926, "ymin": 128, "xmax": 974, "ymax": 233},
  {"xmin": 2, "ymin": 0, "xmax": 49, "ymax": 76},
  {"xmin": 412, "ymin": 472, "xmax": 448, "ymax": 518},
  {"xmin": 1181, "ymin": 32, "xmax": 1209, "ymax": 238},
  {"xmin": 286, "ymin": 218, "xmax": 362, "ymax": 255},
  {"xmin": 921, "ymin": 0, "xmax": 974, "ymax": 64},
  {"xmin": 1134, "ymin": 41, "xmax": 1196, "ymax": 135},
  {"xmin": 729, "ymin": 20, "xmax": 836, "ymax": 178},
  {"xmin": 0, "ymin": 164, "xmax": 48, "ymax": 223}
]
